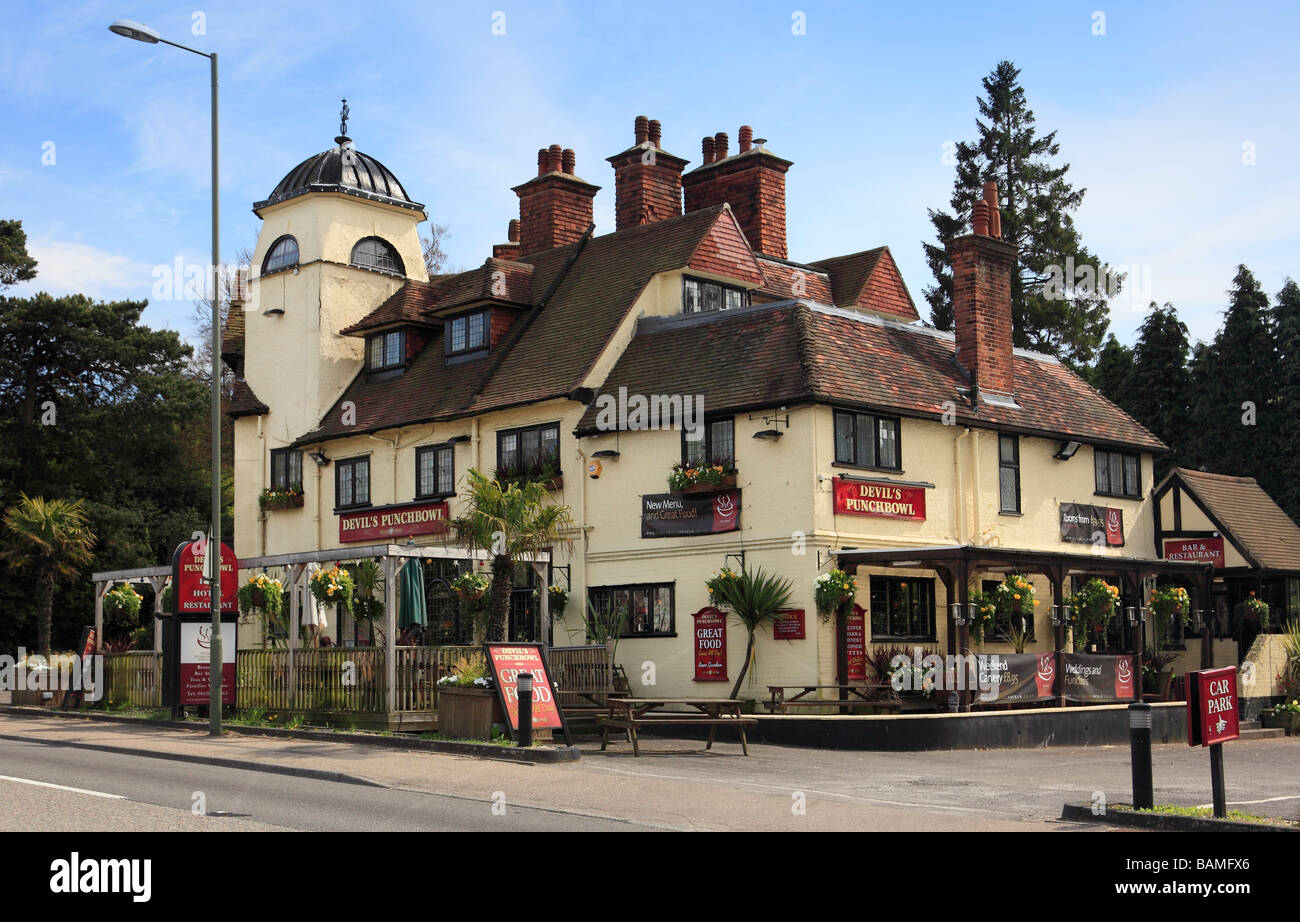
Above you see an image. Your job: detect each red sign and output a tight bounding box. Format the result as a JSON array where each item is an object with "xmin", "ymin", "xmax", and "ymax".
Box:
[
  {"xmin": 483, "ymin": 644, "xmax": 565, "ymax": 736},
  {"xmin": 693, "ymin": 607, "xmax": 728, "ymax": 681},
  {"xmin": 845, "ymin": 604, "xmax": 867, "ymax": 681},
  {"xmin": 773, "ymin": 609, "xmax": 805, "ymax": 640},
  {"xmin": 1034, "ymin": 652, "xmax": 1056, "ymax": 698},
  {"xmin": 1164, "ymin": 537, "xmax": 1225, "ymax": 568},
  {"xmin": 1187, "ymin": 666, "xmax": 1240, "ymax": 746},
  {"xmin": 832, "ymin": 478, "xmax": 926, "ymax": 521},
  {"xmin": 171, "ymin": 540, "xmax": 238, "ymax": 615},
  {"xmin": 339, "ymin": 500, "xmax": 449, "ymax": 543},
  {"xmin": 1115, "ymin": 655, "xmax": 1135, "ymax": 700}
]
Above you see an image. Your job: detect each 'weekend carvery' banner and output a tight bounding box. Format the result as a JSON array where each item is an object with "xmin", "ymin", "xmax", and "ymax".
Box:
[
  {"xmin": 641, "ymin": 490, "xmax": 740, "ymax": 538},
  {"xmin": 980, "ymin": 653, "xmax": 1057, "ymax": 703}
]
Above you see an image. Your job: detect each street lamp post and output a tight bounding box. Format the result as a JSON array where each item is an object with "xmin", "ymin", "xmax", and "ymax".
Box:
[{"xmin": 110, "ymin": 19, "xmax": 224, "ymax": 737}]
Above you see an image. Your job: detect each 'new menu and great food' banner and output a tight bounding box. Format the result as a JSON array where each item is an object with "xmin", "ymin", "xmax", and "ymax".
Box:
[{"xmin": 641, "ymin": 490, "xmax": 740, "ymax": 538}]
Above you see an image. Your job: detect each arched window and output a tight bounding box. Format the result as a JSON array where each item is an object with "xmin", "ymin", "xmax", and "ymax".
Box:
[
  {"xmin": 350, "ymin": 237, "xmax": 404, "ymax": 275},
  {"xmin": 261, "ymin": 235, "xmax": 299, "ymax": 275}
]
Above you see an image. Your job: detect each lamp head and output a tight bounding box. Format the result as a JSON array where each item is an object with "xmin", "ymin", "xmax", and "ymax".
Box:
[{"xmin": 109, "ymin": 19, "xmax": 161, "ymax": 43}]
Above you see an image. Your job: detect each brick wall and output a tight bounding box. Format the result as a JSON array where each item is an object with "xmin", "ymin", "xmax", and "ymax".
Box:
[
  {"xmin": 682, "ymin": 149, "xmax": 792, "ymax": 259},
  {"xmin": 947, "ymin": 233, "xmax": 1017, "ymax": 395}
]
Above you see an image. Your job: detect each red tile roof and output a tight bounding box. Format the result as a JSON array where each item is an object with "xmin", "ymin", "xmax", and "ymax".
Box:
[
  {"xmin": 229, "ymin": 376, "xmax": 270, "ymax": 418},
  {"xmin": 809, "ymin": 247, "xmax": 919, "ymax": 321},
  {"xmin": 574, "ymin": 301, "xmax": 1165, "ymax": 452},
  {"xmin": 1160, "ymin": 468, "xmax": 1300, "ymax": 571},
  {"xmin": 340, "ymin": 282, "xmax": 443, "ymax": 335}
]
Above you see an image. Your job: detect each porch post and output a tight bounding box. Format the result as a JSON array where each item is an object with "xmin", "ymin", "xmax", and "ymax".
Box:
[
  {"xmin": 149, "ymin": 576, "xmax": 168, "ymax": 654},
  {"xmin": 287, "ymin": 563, "xmax": 303, "ymax": 709},
  {"xmin": 94, "ymin": 582, "xmax": 108, "ymax": 652},
  {"xmin": 533, "ymin": 560, "xmax": 550, "ymax": 652},
  {"xmin": 384, "ymin": 556, "xmax": 397, "ymax": 714},
  {"xmin": 1128, "ymin": 570, "xmax": 1145, "ymax": 699},
  {"xmin": 957, "ymin": 556, "xmax": 970, "ymax": 712},
  {"xmin": 1201, "ymin": 565, "xmax": 1214, "ymax": 669},
  {"xmin": 1049, "ymin": 565, "xmax": 1065, "ymax": 708}
]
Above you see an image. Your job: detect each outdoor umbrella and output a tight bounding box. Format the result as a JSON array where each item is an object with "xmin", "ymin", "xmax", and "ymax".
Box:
[{"xmin": 398, "ymin": 559, "xmax": 428, "ymax": 630}]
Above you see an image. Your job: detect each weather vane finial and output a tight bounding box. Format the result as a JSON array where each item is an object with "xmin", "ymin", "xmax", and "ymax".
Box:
[{"xmin": 335, "ymin": 98, "xmax": 351, "ymax": 147}]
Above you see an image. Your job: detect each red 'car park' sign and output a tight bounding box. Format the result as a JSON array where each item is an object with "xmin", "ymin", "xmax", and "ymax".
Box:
[{"xmin": 1187, "ymin": 666, "xmax": 1240, "ymax": 746}]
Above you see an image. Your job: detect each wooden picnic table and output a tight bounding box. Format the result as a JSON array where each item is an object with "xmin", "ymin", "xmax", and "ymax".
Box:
[
  {"xmin": 765, "ymin": 684, "xmax": 901, "ymax": 714},
  {"xmin": 598, "ymin": 698, "xmax": 758, "ymax": 756}
]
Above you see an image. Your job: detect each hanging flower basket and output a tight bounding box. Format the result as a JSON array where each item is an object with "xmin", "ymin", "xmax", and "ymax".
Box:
[
  {"xmin": 1068, "ymin": 578, "xmax": 1120, "ymax": 636},
  {"xmin": 103, "ymin": 583, "xmax": 143, "ymax": 621},
  {"xmin": 309, "ymin": 565, "xmax": 354, "ymax": 615},
  {"xmin": 451, "ymin": 572, "xmax": 489, "ymax": 601},
  {"xmin": 814, "ymin": 569, "xmax": 857, "ymax": 618}
]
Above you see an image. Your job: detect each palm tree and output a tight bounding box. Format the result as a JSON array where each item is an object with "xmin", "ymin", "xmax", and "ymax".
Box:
[
  {"xmin": 1, "ymin": 494, "xmax": 97, "ymax": 657},
  {"xmin": 446, "ymin": 469, "xmax": 574, "ymax": 642},
  {"xmin": 708, "ymin": 566, "xmax": 794, "ymax": 701}
]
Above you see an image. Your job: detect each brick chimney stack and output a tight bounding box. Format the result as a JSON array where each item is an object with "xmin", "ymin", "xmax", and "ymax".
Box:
[
  {"xmin": 606, "ymin": 115, "xmax": 689, "ymax": 231},
  {"xmin": 682, "ymin": 125, "xmax": 792, "ymax": 259},
  {"xmin": 512, "ymin": 143, "xmax": 600, "ymax": 255},
  {"xmin": 492, "ymin": 218, "xmax": 522, "ymax": 261},
  {"xmin": 946, "ymin": 181, "xmax": 1017, "ymax": 398}
]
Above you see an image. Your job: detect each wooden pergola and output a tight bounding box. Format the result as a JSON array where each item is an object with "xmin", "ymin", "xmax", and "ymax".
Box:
[
  {"xmin": 91, "ymin": 543, "xmax": 550, "ymax": 714},
  {"xmin": 833, "ymin": 544, "xmax": 1216, "ymax": 707}
]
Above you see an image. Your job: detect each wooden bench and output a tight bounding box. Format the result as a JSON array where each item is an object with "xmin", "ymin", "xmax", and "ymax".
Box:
[
  {"xmin": 597, "ymin": 698, "xmax": 758, "ymax": 756},
  {"xmin": 764, "ymin": 684, "xmax": 902, "ymax": 715}
]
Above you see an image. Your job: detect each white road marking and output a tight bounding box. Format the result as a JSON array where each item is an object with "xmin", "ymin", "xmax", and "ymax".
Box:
[
  {"xmin": 1196, "ymin": 793, "xmax": 1300, "ymax": 808},
  {"xmin": 0, "ymin": 774, "xmax": 124, "ymax": 799}
]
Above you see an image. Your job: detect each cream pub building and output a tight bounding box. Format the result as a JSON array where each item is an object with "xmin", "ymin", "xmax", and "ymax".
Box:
[{"xmin": 224, "ymin": 110, "xmax": 1216, "ymax": 700}]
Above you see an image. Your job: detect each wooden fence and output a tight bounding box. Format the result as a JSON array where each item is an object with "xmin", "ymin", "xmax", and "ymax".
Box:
[
  {"xmin": 102, "ymin": 651, "xmax": 162, "ymax": 709},
  {"xmin": 549, "ymin": 645, "xmax": 614, "ymax": 709}
]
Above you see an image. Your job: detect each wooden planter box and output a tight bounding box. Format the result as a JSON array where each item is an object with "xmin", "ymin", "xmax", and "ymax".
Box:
[
  {"xmin": 1260, "ymin": 710, "xmax": 1300, "ymax": 735},
  {"xmin": 261, "ymin": 494, "xmax": 304, "ymax": 510},
  {"xmin": 13, "ymin": 688, "xmax": 67, "ymax": 707},
  {"xmin": 437, "ymin": 685, "xmax": 504, "ymax": 740},
  {"xmin": 673, "ymin": 474, "xmax": 736, "ymax": 495}
]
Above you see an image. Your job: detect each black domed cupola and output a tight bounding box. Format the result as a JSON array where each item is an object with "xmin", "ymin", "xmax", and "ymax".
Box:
[{"xmin": 253, "ymin": 99, "xmax": 423, "ymax": 215}]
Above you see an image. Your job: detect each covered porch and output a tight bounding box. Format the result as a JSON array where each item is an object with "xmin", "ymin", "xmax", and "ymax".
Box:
[{"xmin": 833, "ymin": 544, "xmax": 1217, "ymax": 710}]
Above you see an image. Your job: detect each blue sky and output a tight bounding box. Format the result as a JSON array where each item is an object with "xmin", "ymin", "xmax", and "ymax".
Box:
[{"xmin": 3, "ymin": 0, "xmax": 1298, "ymax": 350}]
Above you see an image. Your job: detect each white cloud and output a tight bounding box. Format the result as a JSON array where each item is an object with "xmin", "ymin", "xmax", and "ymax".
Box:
[{"xmin": 17, "ymin": 239, "xmax": 155, "ymax": 300}]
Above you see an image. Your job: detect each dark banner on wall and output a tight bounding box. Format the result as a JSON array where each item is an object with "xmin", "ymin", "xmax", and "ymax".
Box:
[
  {"xmin": 693, "ymin": 607, "xmax": 728, "ymax": 681},
  {"xmin": 1059, "ymin": 503, "xmax": 1124, "ymax": 547},
  {"xmin": 1061, "ymin": 653, "xmax": 1136, "ymax": 702},
  {"xmin": 641, "ymin": 490, "xmax": 740, "ymax": 538},
  {"xmin": 845, "ymin": 604, "xmax": 867, "ymax": 681},
  {"xmin": 981, "ymin": 653, "xmax": 1057, "ymax": 703}
]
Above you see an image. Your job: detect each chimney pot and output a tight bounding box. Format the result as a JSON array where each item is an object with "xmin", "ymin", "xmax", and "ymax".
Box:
[
  {"xmin": 562, "ymin": 148, "xmax": 576, "ymax": 175},
  {"xmin": 738, "ymin": 125, "xmax": 753, "ymax": 153},
  {"xmin": 702, "ymin": 136, "xmax": 715, "ymax": 164},
  {"xmin": 634, "ymin": 116, "xmax": 649, "ymax": 145},
  {"xmin": 537, "ymin": 149, "xmax": 548, "ymax": 176},
  {"xmin": 972, "ymin": 200, "xmax": 991, "ymax": 237},
  {"xmin": 983, "ymin": 182, "xmax": 1002, "ymax": 238},
  {"xmin": 714, "ymin": 132, "xmax": 729, "ymax": 159},
  {"xmin": 547, "ymin": 144, "xmax": 563, "ymax": 174},
  {"xmin": 507, "ymin": 218, "xmax": 520, "ymax": 242},
  {"xmin": 648, "ymin": 119, "xmax": 662, "ymax": 147}
]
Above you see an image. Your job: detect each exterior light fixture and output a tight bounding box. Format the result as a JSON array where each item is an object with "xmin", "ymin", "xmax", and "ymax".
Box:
[
  {"xmin": 311, "ymin": 451, "xmax": 330, "ymax": 466},
  {"xmin": 1053, "ymin": 440, "xmax": 1082, "ymax": 461},
  {"xmin": 752, "ymin": 429, "xmax": 782, "ymax": 440},
  {"xmin": 1051, "ymin": 604, "xmax": 1064, "ymax": 627},
  {"xmin": 592, "ymin": 449, "xmax": 620, "ymax": 460},
  {"xmin": 448, "ymin": 435, "xmax": 472, "ymax": 445},
  {"xmin": 109, "ymin": 19, "xmax": 160, "ymax": 42},
  {"xmin": 1126, "ymin": 606, "xmax": 1137, "ymax": 626},
  {"xmin": 952, "ymin": 603, "xmax": 968, "ymax": 626},
  {"xmin": 1138, "ymin": 606, "xmax": 1148, "ymax": 623}
]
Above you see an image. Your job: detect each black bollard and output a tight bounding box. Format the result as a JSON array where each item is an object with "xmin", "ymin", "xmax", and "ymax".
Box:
[
  {"xmin": 517, "ymin": 672, "xmax": 533, "ymax": 748},
  {"xmin": 1129, "ymin": 701, "xmax": 1153, "ymax": 809}
]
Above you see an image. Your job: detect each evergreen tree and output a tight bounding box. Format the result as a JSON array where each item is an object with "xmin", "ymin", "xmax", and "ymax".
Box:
[
  {"xmin": 1128, "ymin": 303, "xmax": 1192, "ymax": 477},
  {"xmin": 0, "ymin": 220, "xmax": 37, "ymax": 288},
  {"xmin": 1267, "ymin": 279, "xmax": 1300, "ymax": 519},
  {"xmin": 923, "ymin": 60, "xmax": 1116, "ymax": 366},
  {"xmin": 1089, "ymin": 334, "xmax": 1135, "ymax": 408}
]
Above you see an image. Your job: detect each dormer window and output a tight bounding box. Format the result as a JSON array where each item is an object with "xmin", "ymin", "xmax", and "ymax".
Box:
[
  {"xmin": 262, "ymin": 235, "xmax": 299, "ymax": 275},
  {"xmin": 683, "ymin": 276, "xmax": 747, "ymax": 314},
  {"xmin": 367, "ymin": 330, "xmax": 405, "ymax": 372},
  {"xmin": 351, "ymin": 236, "xmax": 404, "ymax": 276},
  {"xmin": 446, "ymin": 310, "xmax": 488, "ymax": 356}
]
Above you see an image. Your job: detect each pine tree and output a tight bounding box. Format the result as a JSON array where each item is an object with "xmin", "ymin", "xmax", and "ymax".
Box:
[
  {"xmin": 1128, "ymin": 303, "xmax": 1191, "ymax": 478},
  {"xmin": 923, "ymin": 60, "xmax": 1116, "ymax": 366},
  {"xmin": 1089, "ymin": 334, "xmax": 1135, "ymax": 408},
  {"xmin": 1267, "ymin": 279, "xmax": 1300, "ymax": 520}
]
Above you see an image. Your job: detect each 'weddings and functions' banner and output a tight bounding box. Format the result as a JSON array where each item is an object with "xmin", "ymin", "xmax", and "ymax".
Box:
[{"xmin": 1061, "ymin": 653, "xmax": 1136, "ymax": 702}]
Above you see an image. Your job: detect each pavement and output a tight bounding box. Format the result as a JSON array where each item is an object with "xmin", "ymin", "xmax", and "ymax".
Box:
[{"xmin": 0, "ymin": 714, "xmax": 1295, "ymax": 831}]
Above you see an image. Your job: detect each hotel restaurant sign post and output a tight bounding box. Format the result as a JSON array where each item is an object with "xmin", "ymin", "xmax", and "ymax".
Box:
[
  {"xmin": 165, "ymin": 539, "xmax": 239, "ymax": 715},
  {"xmin": 1186, "ymin": 665, "xmax": 1240, "ymax": 818}
]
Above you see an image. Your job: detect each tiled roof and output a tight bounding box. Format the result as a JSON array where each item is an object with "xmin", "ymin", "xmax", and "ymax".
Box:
[
  {"xmin": 809, "ymin": 247, "xmax": 919, "ymax": 321},
  {"xmin": 575, "ymin": 300, "xmax": 1165, "ymax": 452},
  {"xmin": 229, "ymin": 377, "xmax": 270, "ymax": 418},
  {"xmin": 755, "ymin": 257, "xmax": 833, "ymax": 303},
  {"xmin": 297, "ymin": 207, "xmax": 729, "ymax": 442},
  {"xmin": 1164, "ymin": 468, "xmax": 1300, "ymax": 571},
  {"xmin": 340, "ymin": 282, "xmax": 443, "ymax": 335},
  {"xmin": 221, "ymin": 302, "xmax": 245, "ymax": 360}
]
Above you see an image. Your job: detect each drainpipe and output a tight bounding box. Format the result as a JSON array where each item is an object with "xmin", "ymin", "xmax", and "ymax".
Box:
[
  {"xmin": 471, "ymin": 417, "xmax": 481, "ymax": 474},
  {"xmin": 313, "ymin": 449, "xmax": 323, "ymax": 551},
  {"xmin": 369, "ymin": 432, "xmax": 400, "ymax": 505},
  {"xmin": 954, "ymin": 427, "xmax": 971, "ymax": 544},
  {"xmin": 969, "ymin": 429, "xmax": 982, "ymax": 543},
  {"xmin": 257, "ymin": 415, "xmax": 267, "ymax": 556}
]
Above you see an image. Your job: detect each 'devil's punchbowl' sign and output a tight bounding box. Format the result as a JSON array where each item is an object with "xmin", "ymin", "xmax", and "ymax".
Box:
[
  {"xmin": 482, "ymin": 643, "xmax": 569, "ymax": 743},
  {"xmin": 832, "ymin": 477, "xmax": 926, "ymax": 521},
  {"xmin": 171, "ymin": 539, "xmax": 238, "ymax": 615},
  {"xmin": 693, "ymin": 607, "xmax": 727, "ymax": 681},
  {"xmin": 339, "ymin": 500, "xmax": 449, "ymax": 543},
  {"xmin": 641, "ymin": 491, "xmax": 740, "ymax": 538}
]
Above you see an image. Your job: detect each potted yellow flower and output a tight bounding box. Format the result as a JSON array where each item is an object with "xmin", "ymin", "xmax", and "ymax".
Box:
[{"xmin": 309, "ymin": 565, "xmax": 354, "ymax": 615}]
